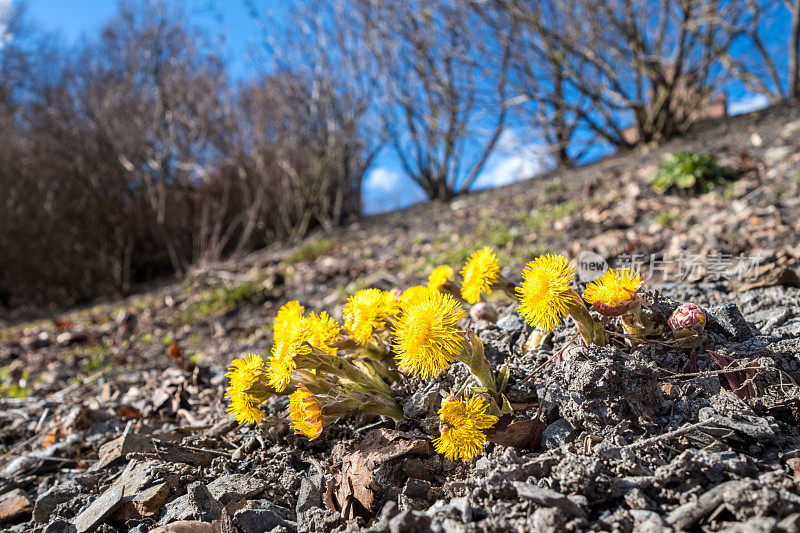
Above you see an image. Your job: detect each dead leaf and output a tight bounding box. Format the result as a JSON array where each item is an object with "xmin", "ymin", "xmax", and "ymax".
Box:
[
  {"xmin": 708, "ymin": 350, "xmax": 756, "ymax": 400},
  {"xmin": 116, "ymin": 405, "xmax": 144, "ymax": 419},
  {"xmin": 332, "ymin": 429, "xmax": 431, "ymax": 520},
  {"xmin": 41, "ymin": 424, "xmax": 63, "ymax": 447},
  {"xmin": 52, "ymin": 319, "xmax": 76, "ymax": 331},
  {"xmin": 485, "ymin": 414, "xmax": 545, "ymax": 451},
  {"xmin": 167, "ymin": 341, "xmax": 183, "ymax": 361}
]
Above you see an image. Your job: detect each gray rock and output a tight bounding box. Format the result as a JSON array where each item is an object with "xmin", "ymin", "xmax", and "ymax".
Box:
[
  {"xmin": 402, "ymin": 478, "xmax": 431, "ymax": 499},
  {"xmin": 35, "ymin": 485, "xmax": 81, "ymax": 523},
  {"xmin": 388, "ymin": 510, "xmax": 431, "ymax": 533},
  {"xmin": 512, "ymin": 482, "xmax": 587, "ymax": 518},
  {"xmin": 296, "ymin": 477, "xmax": 321, "ymax": 515},
  {"xmin": 186, "ymin": 481, "xmax": 223, "ymax": 522},
  {"xmin": 43, "ymin": 520, "xmax": 77, "ymax": 533},
  {"xmin": 708, "ymin": 303, "xmax": 756, "ymax": 341},
  {"xmin": 157, "ymin": 495, "xmax": 193, "ymax": 525},
  {"xmin": 233, "ymin": 501, "xmax": 291, "ymax": 533},
  {"xmin": 542, "ymin": 418, "xmax": 574, "ymax": 449},
  {"xmin": 451, "ymin": 496, "xmax": 472, "ymax": 523},
  {"xmin": 497, "ymin": 313, "xmax": 526, "ymax": 332},
  {"xmin": 379, "ymin": 501, "xmax": 400, "ymax": 523},
  {"xmin": 206, "ymin": 474, "xmax": 269, "ymax": 505},
  {"xmin": 71, "ymin": 483, "xmax": 124, "ymax": 533},
  {"xmin": 765, "ymin": 146, "xmax": 791, "ymax": 162}
]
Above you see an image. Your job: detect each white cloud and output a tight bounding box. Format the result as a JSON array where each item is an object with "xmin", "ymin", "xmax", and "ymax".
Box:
[
  {"xmin": 364, "ymin": 167, "xmax": 402, "ymax": 195},
  {"xmin": 473, "ymin": 129, "xmax": 554, "ymax": 190},
  {"xmin": 728, "ymin": 93, "xmax": 769, "ymax": 116},
  {"xmin": 0, "ymin": 0, "xmax": 13, "ymax": 49}
]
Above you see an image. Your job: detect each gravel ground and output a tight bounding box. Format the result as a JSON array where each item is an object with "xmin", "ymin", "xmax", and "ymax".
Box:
[{"xmin": 1, "ymin": 104, "xmax": 800, "ymax": 533}]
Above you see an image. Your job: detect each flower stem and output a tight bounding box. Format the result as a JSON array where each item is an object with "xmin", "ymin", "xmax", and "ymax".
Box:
[{"xmin": 566, "ymin": 289, "xmax": 605, "ymax": 346}]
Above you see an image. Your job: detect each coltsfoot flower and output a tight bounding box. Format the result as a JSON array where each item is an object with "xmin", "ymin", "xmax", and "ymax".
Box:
[
  {"xmin": 267, "ymin": 321, "xmax": 313, "ymax": 392},
  {"xmin": 434, "ymin": 394, "xmax": 497, "ymax": 461},
  {"xmin": 392, "ymin": 291, "xmax": 466, "ymax": 378},
  {"xmin": 400, "ymin": 285, "xmax": 433, "ymax": 307},
  {"xmin": 428, "ymin": 265, "xmax": 455, "ymax": 291},
  {"xmin": 583, "ymin": 268, "xmax": 642, "ymax": 316},
  {"xmin": 343, "ymin": 289, "xmax": 392, "ymax": 344},
  {"xmin": 306, "ymin": 311, "xmax": 340, "ymax": 356},
  {"xmin": 668, "ymin": 303, "xmax": 707, "ymax": 339},
  {"xmin": 460, "ymin": 247, "xmax": 500, "ymax": 304},
  {"xmin": 226, "ymin": 354, "xmax": 266, "ymax": 424},
  {"xmin": 516, "ymin": 254, "xmax": 577, "ymax": 331},
  {"xmin": 289, "ymin": 385, "xmax": 324, "ymax": 439},
  {"xmin": 274, "ymin": 301, "xmax": 305, "ymax": 342}
]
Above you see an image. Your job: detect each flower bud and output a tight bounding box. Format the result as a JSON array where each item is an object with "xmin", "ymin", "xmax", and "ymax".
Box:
[{"xmin": 668, "ymin": 303, "xmax": 707, "ymax": 339}]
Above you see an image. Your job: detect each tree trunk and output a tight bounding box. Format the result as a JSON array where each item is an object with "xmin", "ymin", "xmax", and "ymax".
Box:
[{"xmin": 790, "ymin": 0, "xmax": 800, "ymax": 98}]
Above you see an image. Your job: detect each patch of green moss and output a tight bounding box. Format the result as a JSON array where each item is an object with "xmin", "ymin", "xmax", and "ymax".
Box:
[
  {"xmin": 654, "ymin": 210, "xmax": 676, "ymax": 228},
  {"xmin": 171, "ymin": 280, "xmax": 262, "ymax": 326},
  {"xmin": 0, "ymin": 367, "xmax": 32, "ymax": 398},
  {"xmin": 288, "ymin": 239, "xmax": 333, "ymax": 263}
]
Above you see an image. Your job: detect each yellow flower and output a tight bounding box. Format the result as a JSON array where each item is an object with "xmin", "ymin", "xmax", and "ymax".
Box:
[
  {"xmin": 288, "ymin": 385, "xmax": 324, "ymax": 439},
  {"xmin": 306, "ymin": 311, "xmax": 340, "ymax": 355},
  {"xmin": 382, "ymin": 290, "xmax": 402, "ymax": 318},
  {"xmin": 267, "ymin": 321, "xmax": 312, "ymax": 392},
  {"xmin": 460, "ymin": 247, "xmax": 500, "ymax": 304},
  {"xmin": 428, "ymin": 265, "xmax": 454, "ymax": 291},
  {"xmin": 274, "ymin": 301, "xmax": 305, "ymax": 342},
  {"xmin": 433, "ymin": 395, "xmax": 497, "ymax": 461},
  {"xmin": 400, "ymin": 285, "xmax": 433, "ymax": 307},
  {"xmin": 343, "ymin": 289, "xmax": 390, "ymax": 344},
  {"xmin": 225, "ymin": 354, "xmax": 265, "ymax": 424},
  {"xmin": 393, "ymin": 291, "xmax": 466, "ymax": 378},
  {"xmin": 583, "ymin": 268, "xmax": 642, "ymax": 316},
  {"xmin": 516, "ymin": 254, "xmax": 578, "ymax": 331}
]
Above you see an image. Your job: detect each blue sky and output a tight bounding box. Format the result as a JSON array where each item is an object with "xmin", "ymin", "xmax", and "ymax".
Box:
[{"xmin": 13, "ymin": 0, "xmax": 780, "ymax": 215}]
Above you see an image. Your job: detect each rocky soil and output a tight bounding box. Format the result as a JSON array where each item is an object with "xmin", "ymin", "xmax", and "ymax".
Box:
[{"xmin": 1, "ymin": 103, "xmax": 800, "ymax": 532}]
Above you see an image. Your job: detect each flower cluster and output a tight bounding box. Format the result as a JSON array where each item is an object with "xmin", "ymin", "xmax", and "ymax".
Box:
[{"xmin": 225, "ymin": 246, "xmax": 701, "ymax": 462}]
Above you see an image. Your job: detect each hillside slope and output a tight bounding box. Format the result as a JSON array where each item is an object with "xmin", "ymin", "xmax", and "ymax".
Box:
[{"xmin": 0, "ymin": 103, "xmax": 799, "ymax": 532}]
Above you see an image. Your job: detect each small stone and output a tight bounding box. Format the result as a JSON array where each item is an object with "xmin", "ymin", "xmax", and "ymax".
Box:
[
  {"xmin": 43, "ymin": 520, "xmax": 78, "ymax": 533},
  {"xmin": 233, "ymin": 502, "xmax": 289, "ymax": 533},
  {"xmin": 128, "ymin": 482, "xmax": 171, "ymax": 518},
  {"xmin": 764, "ymin": 145, "xmax": 791, "ymax": 162},
  {"xmin": 35, "ymin": 485, "xmax": 80, "ymax": 523},
  {"xmin": 401, "ymin": 381, "xmax": 444, "ymax": 430},
  {"xmin": 497, "ymin": 313, "xmax": 526, "ymax": 332},
  {"xmin": 708, "ymin": 303, "xmax": 755, "ymax": 341},
  {"xmin": 402, "ymin": 479, "xmax": 431, "ymax": 499},
  {"xmin": 542, "ymin": 418, "xmax": 574, "ymax": 449},
  {"xmin": 388, "ymin": 510, "xmax": 431, "ymax": 533},
  {"xmin": 512, "ymin": 482, "xmax": 587, "ymax": 518},
  {"xmin": 451, "ymin": 495, "xmax": 472, "ymax": 522},
  {"xmin": 71, "ymin": 483, "xmax": 125, "ymax": 533},
  {"xmin": 206, "ymin": 474, "xmax": 269, "ymax": 505},
  {"xmin": 94, "ymin": 432, "xmax": 154, "ymax": 469},
  {"xmin": 296, "ymin": 477, "xmax": 321, "ymax": 515},
  {"xmin": 149, "ymin": 521, "xmax": 215, "ymax": 533},
  {"xmin": 0, "ymin": 489, "xmax": 33, "ymax": 523},
  {"xmin": 186, "ymin": 482, "xmax": 223, "ymax": 522}
]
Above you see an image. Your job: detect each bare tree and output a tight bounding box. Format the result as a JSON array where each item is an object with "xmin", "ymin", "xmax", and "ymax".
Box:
[
  {"xmin": 78, "ymin": 1, "xmax": 228, "ymax": 273},
  {"xmin": 243, "ymin": 0, "xmax": 378, "ymax": 240},
  {"xmin": 723, "ymin": 0, "xmax": 800, "ymax": 101},
  {"xmin": 492, "ymin": 0, "xmax": 753, "ymax": 151},
  {"xmin": 353, "ymin": 0, "xmax": 511, "ymax": 200}
]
